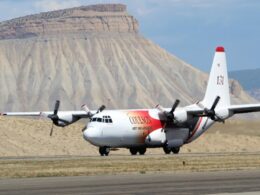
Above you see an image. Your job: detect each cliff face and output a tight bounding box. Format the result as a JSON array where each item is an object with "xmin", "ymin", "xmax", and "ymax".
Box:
[
  {"xmin": 0, "ymin": 4, "xmax": 138, "ymax": 39},
  {"xmin": 0, "ymin": 4, "xmax": 256, "ymax": 112}
]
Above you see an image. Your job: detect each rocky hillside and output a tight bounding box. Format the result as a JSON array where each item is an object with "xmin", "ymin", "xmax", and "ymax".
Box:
[
  {"xmin": 0, "ymin": 4, "xmax": 256, "ymax": 112},
  {"xmin": 0, "ymin": 4, "xmax": 138, "ymax": 39},
  {"xmin": 230, "ymin": 69, "xmax": 260, "ymax": 101}
]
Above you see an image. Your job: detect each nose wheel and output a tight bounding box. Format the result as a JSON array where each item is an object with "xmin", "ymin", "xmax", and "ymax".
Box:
[{"xmin": 99, "ymin": 146, "xmax": 110, "ymax": 156}]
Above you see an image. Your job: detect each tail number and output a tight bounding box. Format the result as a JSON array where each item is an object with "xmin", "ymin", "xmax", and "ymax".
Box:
[{"xmin": 217, "ymin": 75, "xmax": 224, "ymax": 85}]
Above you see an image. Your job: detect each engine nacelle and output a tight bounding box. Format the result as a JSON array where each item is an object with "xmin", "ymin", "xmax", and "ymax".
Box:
[
  {"xmin": 55, "ymin": 113, "xmax": 79, "ymax": 127},
  {"xmin": 174, "ymin": 110, "xmax": 188, "ymax": 123},
  {"xmin": 216, "ymin": 108, "xmax": 230, "ymax": 120},
  {"xmin": 145, "ymin": 129, "xmax": 166, "ymax": 146}
]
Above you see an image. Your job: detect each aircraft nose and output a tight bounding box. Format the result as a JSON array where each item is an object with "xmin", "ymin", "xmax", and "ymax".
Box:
[{"xmin": 83, "ymin": 127, "xmax": 102, "ymax": 145}]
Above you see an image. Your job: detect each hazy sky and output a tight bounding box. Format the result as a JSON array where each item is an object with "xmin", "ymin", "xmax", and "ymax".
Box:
[{"xmin": 0, "ymin": 0, "xmax": 259, "ymax": 72}]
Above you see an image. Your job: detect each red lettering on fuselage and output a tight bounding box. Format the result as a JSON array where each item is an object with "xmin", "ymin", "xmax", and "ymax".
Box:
[
  {"xmin": 127, "ymin": 111, "xmax": 165, "ymax": 143},
  {"xmin": 129, "ymin": 116, "xmax": 152, "ymax": 125}
]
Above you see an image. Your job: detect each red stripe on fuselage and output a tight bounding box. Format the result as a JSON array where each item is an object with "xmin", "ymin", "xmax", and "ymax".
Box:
[{"xmin": 186, "ymin": 117, "xmax": 203, "ymax": 143}]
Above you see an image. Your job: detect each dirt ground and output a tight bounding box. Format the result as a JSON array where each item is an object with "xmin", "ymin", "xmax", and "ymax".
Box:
[{"xmin": 0, "ymin": 117, "xmax": 259, "ymax": 156}]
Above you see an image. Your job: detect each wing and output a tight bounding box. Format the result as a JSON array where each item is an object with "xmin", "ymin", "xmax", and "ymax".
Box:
[
  {"xmin": 0, "ymin": 110, "xmax": 94, "ymax": 129},
  {"xmin": 0, "ymin": 101, "xmax": 106, "ymax": 129},
  {"xmin": 186, "ymin": 108, "xmax": 204, "ymax": 116},
  {"xmin": 0, "ymin": 111, "xmax": 90, "ymax": 118},
  {"xmin": 228, "ymin": 104, "xmax": 260, "ymax": 114},
  {"xmin": 186, "ymin": 104, "xmax": 260, "ymax": 115},
  {"xmin": 1, "ymin": 111, "xmax": 50, "ymax": 116}
]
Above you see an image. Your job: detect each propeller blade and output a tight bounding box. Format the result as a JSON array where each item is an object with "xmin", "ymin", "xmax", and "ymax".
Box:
[
  {"xmin": 210, "ymin": 96, "xmax": 220, "ymax": 111},
  {"xmin": 155, "ymin": 104, "xmax": 165, "ymax": 112},
  {"xmin": 81, "ymin": 104, "xmax": 94, "ymax": 118},
  {"xmin": 96, "ymin": 105, "xmax": 106, "ymax": 113},
  {"xmin": 50, "ymin": 123, "xmax": 54, "ymax": 136},
  {"xmin": 170, "ymin": 99, "xmax": 180, "ymax": 114},
  {"xmin": 81, "ymin": 104, "xmax": 90, "ymax": 113},
  {"xmin": 53, "ymin": 100, "xmax": 60, "ymax": 115}
]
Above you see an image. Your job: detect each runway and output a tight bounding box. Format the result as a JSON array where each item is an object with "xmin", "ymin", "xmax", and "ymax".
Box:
[{"xmin": 0, "ymin": 170, "xmax": 260, "ymax": 195}]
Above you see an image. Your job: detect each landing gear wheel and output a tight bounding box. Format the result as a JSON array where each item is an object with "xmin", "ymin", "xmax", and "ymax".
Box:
[
  {"xmin": 171, "ymin": 147, "xmax": 180, "ymax": 154},
  {"xmin": 99, "ymin": 146, "xmax": 110, "ymax": 156},
  {"xmin": 138, "ymin": 148, "xmax": 146, "ymax": 155},
  {"xmin": 163, "ymin": 146, "xmax": 171, "ymax": 154},
  {"xmin": 129, "ymin": 148, "xmax": 138, "ymax": 155}
]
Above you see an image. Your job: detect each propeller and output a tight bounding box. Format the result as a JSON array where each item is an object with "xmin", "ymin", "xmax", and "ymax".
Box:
[
  {"xmin": 48, "ymin": 100, "xmax": 60, "ymax": 136},
  {"xmin": 167, "ymin": 99, "xmax": 180, "ymax": 120},
  {"xmin": 81, "ymin": 104, "xmax": 106, "ymax": 118},
  {"xmin": 47, "ymin": 101, "xmax": 106, "ymax": 136},
  {"xmin": 81, "ymin": 104, "xmax": 93, "ymax": 118},
  {"xmin": 81, "ymin": 104, "xmax": 106, "ymax": 132},
  {"xmin": 203, "ymin": 96, "xmax": 224, "ymax": 122},
  {"xmin": 156, "ymin": 99, "xmax": 180, "ymax": 122}
]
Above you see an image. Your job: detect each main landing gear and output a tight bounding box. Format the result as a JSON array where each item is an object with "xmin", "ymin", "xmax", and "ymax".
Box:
[
  {"xmin": 129, "ymin": 147, "xmax": 147, "ymax": 155},
  {"xmin": 99, "ymin": 146, "xmax": 110, "ymax": 156},
  {"xmin": 163, "ymin": 146, "xmax": 180, "ymax": 154}
]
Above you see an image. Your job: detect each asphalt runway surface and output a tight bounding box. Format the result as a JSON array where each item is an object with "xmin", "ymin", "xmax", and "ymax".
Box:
[{"xmin": 0, "ymin": 170, "xmax": 260, "ymax": 195}]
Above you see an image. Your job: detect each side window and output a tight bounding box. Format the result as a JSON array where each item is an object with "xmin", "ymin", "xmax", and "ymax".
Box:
[
  {"xmin": 97, "ymin": 118, "xmax": 102, "ymax": 122},
  {"xmin": 108, "ymin": 119, "xmax": 112, "ymax": 123},
  {"xmin": 105, "ymin": 119, "xmax": 109, "ymax": 123}
]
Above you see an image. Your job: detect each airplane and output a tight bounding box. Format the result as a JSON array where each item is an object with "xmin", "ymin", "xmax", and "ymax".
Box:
[{"xmin": 1, "ymin": 46, "xmax": 260, "ymax": 156}]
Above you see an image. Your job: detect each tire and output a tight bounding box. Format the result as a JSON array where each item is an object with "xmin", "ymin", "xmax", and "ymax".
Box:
[
  {"xmin": 138, "ymin": 147, "xmax": 146, "ymax": 155},
  {"xmin": 129, "ymin": 148, "xmax": 138, "ymax": 155},
  {"xmin": 163, "ymin": 146, "xmax": 171, "ymax": 154},
  {"xmin": 171, "ymin": 147, "xmax": 180, "ymax": 154},
  {"xmin": 99, "ymin": 146, "xmax": 110, "ymax": 156}
]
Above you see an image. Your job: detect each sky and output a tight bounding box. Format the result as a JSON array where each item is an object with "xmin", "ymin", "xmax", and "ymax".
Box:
[{"xmin": 0, "ymin": 0, "xmax": 259, "ymax": 72}]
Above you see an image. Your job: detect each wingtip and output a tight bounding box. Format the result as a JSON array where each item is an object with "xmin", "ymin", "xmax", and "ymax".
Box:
[{"xmin": 216, "ymin": 46, "xmax": 225, "ymax": 52}]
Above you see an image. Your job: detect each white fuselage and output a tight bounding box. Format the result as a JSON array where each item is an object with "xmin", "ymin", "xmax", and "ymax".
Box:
[{"xmin": 83, "ymin": 105, "xmax": 215, "ymax": 148}]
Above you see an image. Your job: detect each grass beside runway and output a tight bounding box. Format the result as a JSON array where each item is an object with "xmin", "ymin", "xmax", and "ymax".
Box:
[{"xmin": 0, "ymin": 153, "xmax": 260, "ymax": 178}]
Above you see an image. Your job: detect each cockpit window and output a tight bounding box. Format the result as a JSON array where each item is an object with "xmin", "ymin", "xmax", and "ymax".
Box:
[
  {"xmin": 90, "ymin": 116, "xmax": 113, "ymax": 123},
  {"xmin": 103, "ymin": 115, "xmax": 113, "ymax": 123}
]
